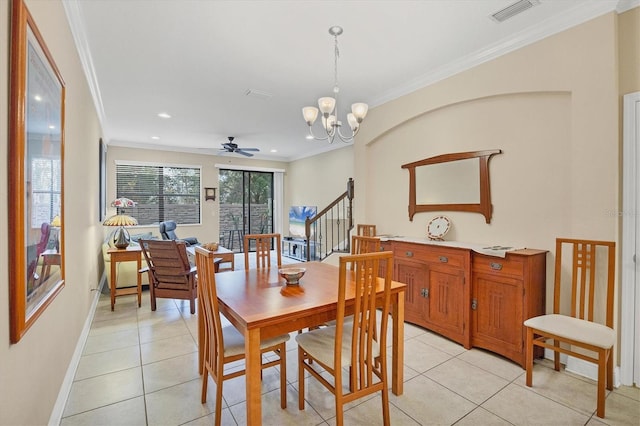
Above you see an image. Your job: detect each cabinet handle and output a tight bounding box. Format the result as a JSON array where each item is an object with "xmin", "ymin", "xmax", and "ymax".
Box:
[
  {"xmin": 421, "ymin": 288, "xmax": 429, "ymax": 298},
  {"xmin": 471, "ymin": 298, "xmax": 478, "ymax": 310},
  {"xmin": 439, "ymin": 256, "xmax": 448, "ymax": 263},
  {"xmin": 405, "ymin": 251, "xmax": 413, "ymax": 257},
  {"xmin": 490, "ymin": 262, "xmax": 503, "ymax": 270}
]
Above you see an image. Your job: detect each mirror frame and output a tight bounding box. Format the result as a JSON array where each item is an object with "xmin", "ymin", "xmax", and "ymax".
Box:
[
  {"xmin": 401, "ymin": 150, "xmax": 501, "ymax": 224},
  {"xmin": 9, "ymin": 0, "xmax": 66, "ymax": 343}
]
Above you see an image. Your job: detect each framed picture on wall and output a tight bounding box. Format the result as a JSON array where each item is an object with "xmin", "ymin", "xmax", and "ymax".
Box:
[{"xmin": 8, "ymin": 0, "xmax": 66, "ymax": 343}]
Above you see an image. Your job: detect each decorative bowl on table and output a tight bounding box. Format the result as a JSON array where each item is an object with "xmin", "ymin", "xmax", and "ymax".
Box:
[{"xmin": 279, "ymin": 267, "xmax": 306, "ymax": 286}]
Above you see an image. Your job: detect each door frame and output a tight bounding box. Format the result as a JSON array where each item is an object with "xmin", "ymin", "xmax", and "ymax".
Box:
[{"xmin": 621, "ymin": 91, "xmax": 640, "ymax": 386}]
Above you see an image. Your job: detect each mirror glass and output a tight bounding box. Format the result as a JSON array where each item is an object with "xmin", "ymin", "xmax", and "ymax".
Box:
[{"xmin": 415, "ymin": 158, "xmax": 479, "ymax": 204}]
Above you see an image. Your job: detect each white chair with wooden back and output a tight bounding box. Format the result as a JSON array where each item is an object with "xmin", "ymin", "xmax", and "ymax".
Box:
[
  {"xmin": 243, "ymin": 233, "xmax": 282, "ymax": 270},
  {"xmin": 296, "ymin": 251, "xmax": 394, "ymax": 426},
  {"xmin": 194, "ymin": 246, "xmax": 289, "ymax": 425},
  {"xmin": 524, "ymin": 238, "xmax": 616, "ymax": 418}
]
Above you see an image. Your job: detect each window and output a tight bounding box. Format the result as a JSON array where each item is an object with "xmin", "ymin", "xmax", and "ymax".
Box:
[
  {"xmin": 31, "ymin": 157, "xmax": 61, "ymax": 229},
  {"xmin": 115, "ymin": 163, "xmax": 201, "ymax": 226}
]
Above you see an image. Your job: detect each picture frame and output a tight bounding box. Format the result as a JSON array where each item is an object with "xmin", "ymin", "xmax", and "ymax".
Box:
[
  {"xmin": 9, "ymin": 0, "xmax": 66, "ymax": 343},
  {"xmin": 204, "ymin": 187, "xmax": 217, "ymax": 201}
]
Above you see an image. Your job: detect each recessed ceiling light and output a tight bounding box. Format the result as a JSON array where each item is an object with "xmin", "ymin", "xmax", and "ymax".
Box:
[
  {"xmin": 157, "ymin": 112, "xmax": 171, "ymax": 119},
  {"xmin": 48, "ymin": 125, "xmax": 56, "ymax": 129},
  {"xmin": 34, "ymin": 95, "xmax": 42, "ymax": 101},
  {"xmin": 305, "ymin": 134, "xmax": 313, "ymax": 140},
  {"xmin": 151, "ymin": 136, "xmax": 160, "ymax": 140},
  {"xmin": 270, "ymin": 149, "xmax": 278, "ymax": 153}
]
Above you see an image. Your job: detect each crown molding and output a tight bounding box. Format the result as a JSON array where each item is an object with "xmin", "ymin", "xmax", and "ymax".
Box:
[
  {"xmin": 370, "ymin": 1, "xmax": 624, "ymax": 107},
  {"xmin": 63, "ymin": 0, "xmax": 109, "ymax": 139}
]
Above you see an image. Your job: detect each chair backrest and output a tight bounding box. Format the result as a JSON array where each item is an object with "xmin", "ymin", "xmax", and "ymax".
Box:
[
  {"xmin": 194, "ymin": 247, "xmax": 225, "ymax": 369},
  {"xmin": 243, "ymin": 233, "xmax": 282, "ymax": 270},
  {"xmin": 159, "ymin": 220, "xmax": 178, "ymax": 240},
  {"xmin": 140, "ymin": 239, "xmax": 193, "ymax": 289},
  {"xmin": 357, "ymin": 224, "xmax": 376, "ymax": 237},
  {"xmin": 36, "ymin": 222, "xmax": 51, "ymax": 256},
  {"xmin": 337, "ymin": 251, "xmax": 394, "ymax": 391},
  {"xmin": 553, "ymin": 238, "xmax": 616, "ymax": 327},
  {"xmin": 351, "ymin": 235, "xmax": 381, "ymax": 255}
]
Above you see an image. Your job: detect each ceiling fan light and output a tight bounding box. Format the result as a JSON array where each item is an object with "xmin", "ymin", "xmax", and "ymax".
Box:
[
  {"xmin": 351, "ymin": 103, "xmax": 368, "ymax": 121},
  {"xmin": 302, "ymin": 106, "xmax": 319, "ymax": 125},
  {"xmin": 318, "ymin": 97, "xmax": 336, "ymax": 115}
]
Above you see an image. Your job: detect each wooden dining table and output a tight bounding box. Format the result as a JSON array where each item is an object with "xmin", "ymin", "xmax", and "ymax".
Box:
[{"xmin": 197, "ymin": 261, "xmax": 406, "ymax": 426}]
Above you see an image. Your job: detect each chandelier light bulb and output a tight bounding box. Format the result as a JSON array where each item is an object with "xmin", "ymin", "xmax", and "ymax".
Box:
[
  {"xmin": 351, "ymin": 103, "xmax": 369, "ymax": 121},
  {"xmin": 318, "ymin": 97, "xmax": 336, "ymax": 115},
  {"xmin": 302, "ymin": 106, "xmax": 319, "ymax": 125},
  {"xmin": 347, "ymin": 113, "xmax": 358, "ymax": 131}
]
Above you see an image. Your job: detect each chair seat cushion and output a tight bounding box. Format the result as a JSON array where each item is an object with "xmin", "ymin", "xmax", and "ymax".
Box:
[
  {"xmin": 295, "ymin": 323, "xmax": 380, "ymax": 369},
  {"xmin": 524, "ymin": 314, "xmax": 615, "ymax": 349},
  {"xmin": 222, "ymin": 325, "xmax": 290, "ymax": 357}
]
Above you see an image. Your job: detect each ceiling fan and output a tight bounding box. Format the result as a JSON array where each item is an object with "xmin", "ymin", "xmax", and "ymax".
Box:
[{"xmin": 220, "ymin": 136, "xmax": 259, "ymax": 157}]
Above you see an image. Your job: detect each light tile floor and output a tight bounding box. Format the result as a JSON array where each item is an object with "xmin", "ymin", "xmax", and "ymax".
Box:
[{"xmin": 60, "ymin": 258, "xmax": 639, "ymax": 425}]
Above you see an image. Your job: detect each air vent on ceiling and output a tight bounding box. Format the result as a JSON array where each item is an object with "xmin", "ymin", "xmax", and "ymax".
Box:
[{"xmin": 490, "ymin": 0, "xmax": 540, "ymax": 23}]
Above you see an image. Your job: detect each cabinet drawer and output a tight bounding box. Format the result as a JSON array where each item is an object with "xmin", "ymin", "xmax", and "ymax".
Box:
[
  {"xmin": 380, "ymin": 241, "xmax": 393, "ymax": 252},
  {"xmin": 473, "ymin": 255, "xmax": 523, "ymax": 277},
  {"xmin": 394, "ymin": 243, "xmax": 466, "ymax": 269}
]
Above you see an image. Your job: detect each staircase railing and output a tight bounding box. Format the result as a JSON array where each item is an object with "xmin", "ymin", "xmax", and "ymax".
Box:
[{"xmin": 304, "ymin": 178, "xmax": 354, "ymax": 261}]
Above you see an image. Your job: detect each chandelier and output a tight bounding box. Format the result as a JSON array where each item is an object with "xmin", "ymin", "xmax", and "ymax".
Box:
[{"xmin": 302, "ymin": 26, "xmax": 368, "ymax": 143}]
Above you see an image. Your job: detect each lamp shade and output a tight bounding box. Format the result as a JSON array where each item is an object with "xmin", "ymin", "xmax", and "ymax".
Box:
[
  {"xmin": 50, "ymin": 215, "xmax": 61, "ymax": 227},
  {"xmin": 111, "ymin": 197, "xmax": 136, "ymax": 208},
  {"xmin": 103, "ymin": 214, "xmax": 138, "ymax": 227}
]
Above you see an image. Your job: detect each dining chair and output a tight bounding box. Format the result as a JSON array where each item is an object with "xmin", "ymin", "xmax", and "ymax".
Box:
[
  {"xmin": 351, "ymin": 235, "xmax": 381, "ymax": 256},
  {"xmin": 296, "ymin": 251, "xmax": 394, "ymax": 426},
  {"xmin": 356, "ymin": 224, "xmax": 376, "ymax": 237},
  {"xmin": 243, "ymin": 233, "xmax": 282, "ymax": 270},
  {"xmin": 140, "ymin": 239, "xmax": 198, "ymax": 313},
  {"xmin": 194, "ymin": 246, "xmax": 289, "ymax": 425},
  {"xmin": 524, "ymin": 238, "xmax": 616, "ymax": 418}
]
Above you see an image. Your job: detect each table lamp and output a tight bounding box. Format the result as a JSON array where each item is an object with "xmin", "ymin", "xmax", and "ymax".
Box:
[{"xmin": 103, "ymin": 198, "xmax": 138, "ymax": 249}]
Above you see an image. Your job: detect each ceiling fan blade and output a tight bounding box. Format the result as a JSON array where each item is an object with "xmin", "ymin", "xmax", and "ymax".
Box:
[
  {"xmin": 236, "ymin": 150, "xmax": 254, "ymax": 157},
  {"xmin": 240, "ymin": 148, "xmax": 260, "ymax": 152}
]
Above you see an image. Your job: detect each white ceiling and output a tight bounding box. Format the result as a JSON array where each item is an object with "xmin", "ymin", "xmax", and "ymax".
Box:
[{"xmin": 63, "ymin": 0, "xmax": 634, "ymax": 162}]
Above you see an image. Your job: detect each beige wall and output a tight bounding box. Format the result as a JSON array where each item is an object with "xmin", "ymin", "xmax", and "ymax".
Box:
[
  {"xmin": 285, "ymin": 146, "xmax": 354, "ymax": 231},
  {"xmin": 0, "ymin": 0, "xmax": 104, "ymax": 424},
  {"xmin": 106, "ymin": 146, "xmax": 288, "ymax": 243},
  {"xmin": 618, "ymin": 7, "xmax": 640, "ymax": 96},
  {"xmin": 355, "ymin": 12, "xmax": 619, "ymax": 299}
]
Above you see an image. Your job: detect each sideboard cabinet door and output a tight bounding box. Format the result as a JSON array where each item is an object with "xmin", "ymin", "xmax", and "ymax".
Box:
[{"xmin": 471, "ymin": 250, "xmax": 546, "ymax": 367}]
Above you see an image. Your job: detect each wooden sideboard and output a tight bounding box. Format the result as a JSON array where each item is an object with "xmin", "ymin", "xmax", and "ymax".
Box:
[{"xmin": 380, "ymin": 238, "xmax": 547, "ymax": 367}]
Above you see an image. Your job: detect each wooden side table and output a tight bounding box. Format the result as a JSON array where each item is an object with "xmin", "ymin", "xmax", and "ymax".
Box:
[{"xmin": 107, "ymin": 246, "xmax": 142, "ymax": 311}]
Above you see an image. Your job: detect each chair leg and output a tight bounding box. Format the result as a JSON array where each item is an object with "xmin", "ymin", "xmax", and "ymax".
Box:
[
  {"xmin": 298, "ymin": 347, "xmax": 305, "ymax": 410},
  {"xmin": 279, "ymin": 344, "xmax": 287, "ymax": 409},
  {"xmin": 606, "ymin": 348, "xmax": 613, "ymax": 391},
  {"xmin": 596, "ymin": 348, "xmax": 606, "ymax": 418},
  {"xmin": 201, "ymin": 367, "xmax": 208, "ymax": 403},
  {"xmin": 553, "ymin": 339, "xmax": 561, "ymax": 371},
  {"xmin": 381, "ymin": 381, "xmax": 390, "ymax": 426},
  {"xmin": 215, "ymin": 366, "xmax": 224, "ymax": 426},
  {"xmin": 525, "ymin": 327, "xmax": 533, "ymax": 387},
  {"xmin": 190, "ymin": 297, "xmax": 196, "ymax": 314}
]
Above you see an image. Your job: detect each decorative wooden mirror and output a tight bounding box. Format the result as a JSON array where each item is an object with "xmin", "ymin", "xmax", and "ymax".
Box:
[{"xmin": 401, "ymin": 150, "xmax": 501, "ymax": 223}]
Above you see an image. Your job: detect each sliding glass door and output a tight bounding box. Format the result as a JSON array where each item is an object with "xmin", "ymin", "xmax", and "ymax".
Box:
[{"xmin": 219, "ymin": 169, "xmax": 273, "ymax": 252}]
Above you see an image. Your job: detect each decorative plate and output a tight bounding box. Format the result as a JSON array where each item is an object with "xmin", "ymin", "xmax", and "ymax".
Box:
[{"xmin": 427, "ymin": 216, "xmax": 451, "ymax": 240}]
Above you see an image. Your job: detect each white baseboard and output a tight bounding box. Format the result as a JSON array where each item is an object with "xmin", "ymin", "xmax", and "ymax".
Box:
[
  {"xmin": 48, "ymin": 274, "xmax": 105, "ymax": 426},
  {"xmin": 543, "ymin": 349, "xmax": 620, "ymax": 388}
]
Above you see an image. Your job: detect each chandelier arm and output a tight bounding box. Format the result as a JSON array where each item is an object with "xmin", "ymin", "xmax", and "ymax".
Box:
[
  {"xmin": 307, "ymin": 126, "xmax": 331, "ymax": 142},
  {"xmin": 335, "ymin": 126, "xmax": 356, "ymax": 143}
]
